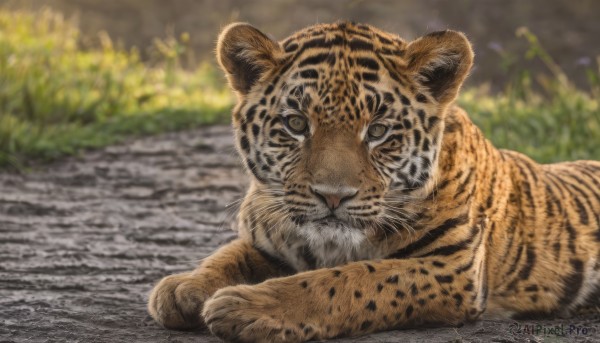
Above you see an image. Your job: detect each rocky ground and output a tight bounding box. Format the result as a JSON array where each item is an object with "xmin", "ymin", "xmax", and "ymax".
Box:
[{"xmin": 1, "ymin": 126, "xmax": 598, "ymax": 342}]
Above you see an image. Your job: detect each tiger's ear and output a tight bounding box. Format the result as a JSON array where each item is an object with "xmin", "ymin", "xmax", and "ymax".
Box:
[
  {"xmin": 406, "ymin": 30, "xmax": 474, "ymax": 105},
  {"xmin": 216, "ymin": 23, "xmax": 281, "ymax": 95}
]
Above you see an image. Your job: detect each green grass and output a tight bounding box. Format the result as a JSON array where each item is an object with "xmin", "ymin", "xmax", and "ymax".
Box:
[
  {"xmin": 461, "ymin": 82, "xmax": 599, "ymax": 163},
  {"xmin": 460, "ymin": 27, "xmax": 600, "ymax": 163},
  {"xmin": 0, "ymin": 9, "xmax": 232, "ymax": 169},
  {"xmin": 0, "ymin": 10, "xmax": 598, "ymax": 170}
]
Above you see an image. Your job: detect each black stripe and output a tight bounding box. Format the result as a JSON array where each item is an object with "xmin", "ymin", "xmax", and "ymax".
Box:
[
  {"xmin": 239, "ymin": 135, "xmax": 250, "ymax": 152},
  {"xmin": 251, "ymin": 124, "xmax": 260, "ymax": 138},
  {"xmin": 522, "ymin": 160, "xmax": 539, "ymax": 183},
  {"xmin": 500, "ymin": 212, "xmax": 519, "ymax": 262},
  {"xmin": 286, "ymin": 97, "xmax": 300, "ymax": 110},
  {"xmin": 517, "ymin": 164, "xmax": 535, "ymax": 209},
  {"xmin": 389, "ymin": 214, "xmax": 468, "ymax": 259},
  {"xmin": 565, "ymin": 219, "xmax": 578, "ymax": 253},
  {"xmin": 299, "ymin": 69, "xmax": 319, "ymax": 79},
  {"xmin": 434, "ymin": 275, "xmax": 454, "ymax": 284},
  {"xmin": 569, "ymin": 171, "xmax": 600, "ymax": 202},
  {"xmin": 237, "ymin": 253, "xmax": 253, "ymax": 281},
  {"xmin": 552, "ymin": 241, "xmax": 561, "ymax": 261},
  {"xmin": 349, "ymin": 38, "xmax": 373, "ymax": 51},
  {"xmin": 573, "ymin": 168, "xmax": 600, "ymax": 203},
  {"xmin": 345, "ymin": 28, "xmax": 372, "ymax": 40},
  {"xmin": 454, "ymin": 168, "xmax": 474, "ymax": 199},
  {"xmin": 416, "ymin": 110, "xmax": 426, "ymax": 127},
  {"xmin": 418, "ymin": 241, "xmax": 469, "ymax": 257},
  {"xmin": 559, "ymin": 174, "xmax": 596, "ymax": 213},
  {"xmin": 454, "ymin": 259, "xmax": 474, "ymax": 274},
  {"xmin": 545, "ymin": 172, "xmax": 566, "ymax": 199},
  {"xmin": 298, "ymin": 52, "xmax": 334, "ymax": 67},
  {"xmin": 417, "ymin": 225, "xmax": 480, "ymax": 258},
  {"xmin": 245, "ymin": 105, "xmax": 258, "ymax": 122},
  {"xmin": 360, "ymin": 320, "xmax": 372, "ymax": 331},
  {"xmin": 284, "ymin": 42, "xmax": 298, "ymax": 53},
  {"xmin": 300, "ymin": 245, "xmax": 317, "ymax": 270},
  {"xmin": 545, "ymin": 184, "xmax": 557, "ymax": 217},
  {"xmin": 545, "ymin": 180, "xmax": 565, "ymax": 215},
  {"xmin": 505, "ymin": 244, "xmax": 524, "ymax": 278},
  {"xmin": 254, "ymin": 246, "xmax": 296, "ymax": 275},
  {"xmin": 518, "ymin": 245, "xmax": 536, "ymax": 280},
  {"xmin": 362, "ymin": 72, "xmax": 379, "ymax": 82},
  {"xmin": 486, "ymin": 171, "xmax": 498, "ymax": 210},
  {"xmin": 356, "ymin": 57, "xmax": 380, "ymax": 71},
  {"xmin": 557, "ymin": 258, "xmax": 584, "ymax": 306},
  {"xmin": 565, "ymin": 182, "xmax": 595, "ymax": 226},
  {"xmin": 284, "ymin": 35, "xmax": 344, "ymax": 70},
  {"xmin": 302, "ymin": 35, "xmax": 344, "ymax": 50},
  {"xmin": 246, "ymin": 160, "xmax": 267, "ymax": 184},
  {"xmin": 375, "ymin": 33, "xmax": 393, "ymax": 45},
  {"xmin": 573, "ymin": 197, "xmax": 589, "ymax": 225},
  {"xmin": 524, "ymin": 285, "xmax": 538, "ymax": 292},
  {"xmin": 416, "ymin": 93, "xmax": 428, "ymax": 103}
]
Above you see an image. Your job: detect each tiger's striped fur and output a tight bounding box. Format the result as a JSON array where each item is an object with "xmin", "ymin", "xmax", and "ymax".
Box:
[{"xmin": 148, "ymin": 21, "xmax": 600, "ymax": 342}]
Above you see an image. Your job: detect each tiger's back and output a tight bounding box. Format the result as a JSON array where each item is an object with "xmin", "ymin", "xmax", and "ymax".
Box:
[
  {"xmin": 489, "ymin": 149, "xmax": 600, "ymax": 316},
  {"xmin": 440, "ymin": 108, "xmax": 600, "ymax": 317}
]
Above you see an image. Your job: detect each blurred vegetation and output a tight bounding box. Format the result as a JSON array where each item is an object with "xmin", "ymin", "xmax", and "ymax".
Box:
[
  {"xmin": 0, "ymin": 9, "xmax": 232, "ymax": 169},
  {"xmin": 0, "ymin": 9, "xmax": 598, "ymax": 170},
  {"xmin": 460, "ymin": 27, "xmax": 600, "ymax": 163}
]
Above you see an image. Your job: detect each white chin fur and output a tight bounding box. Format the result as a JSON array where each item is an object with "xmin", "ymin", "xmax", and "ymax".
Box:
[
  {"xmin": 288, "ymin": 221, "xmax": 382, "ymax": 269},
  {"xmin": 298, "ymin": 221, "xmax": 367, "ymax": 250}
]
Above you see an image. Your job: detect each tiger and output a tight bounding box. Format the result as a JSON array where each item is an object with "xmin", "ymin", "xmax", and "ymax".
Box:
[{"xmin": 147, "ymin": 21, "xmax": 600, "ymax": 342}]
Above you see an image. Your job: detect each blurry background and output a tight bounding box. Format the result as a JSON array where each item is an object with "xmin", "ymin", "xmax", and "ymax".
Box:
[
  {"xmin": 4, "ymin": 0, "xmax": 600, "ymax": 86},
  {"xmin": 0, "ymin": 0, "xmax": 599, "ymax": 169}
]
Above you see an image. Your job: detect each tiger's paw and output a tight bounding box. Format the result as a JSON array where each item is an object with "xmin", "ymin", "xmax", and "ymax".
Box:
[
  {"xmin": 148, "ymin": 272, "xmax": 211, "ymax": 330},
  {"xmin": 203, "ymin": 284, "xmax": 319, "ymax": 343}
]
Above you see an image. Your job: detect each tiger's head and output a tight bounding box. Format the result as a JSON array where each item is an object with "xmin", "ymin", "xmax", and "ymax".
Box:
[{"xmin": 216, "ymin": 22, "xmax": 473, "ymax": 246}]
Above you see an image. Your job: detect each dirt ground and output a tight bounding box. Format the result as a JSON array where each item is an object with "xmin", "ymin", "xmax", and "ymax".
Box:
[{"xmin": 1, "ymin": 126, "xmax": 599, "ymax": 343}]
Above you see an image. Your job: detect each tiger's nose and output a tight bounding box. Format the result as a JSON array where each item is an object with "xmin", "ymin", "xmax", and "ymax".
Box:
[{"xmin": 310, "ymin": 185, "xmax": 358, "ymax": 210}]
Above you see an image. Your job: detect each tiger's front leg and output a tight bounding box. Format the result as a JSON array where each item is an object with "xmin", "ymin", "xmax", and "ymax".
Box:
[
  {"xmin": 203, "ymin": 256, "xmax": 487, "ymax": 342},
  {"xmin": 148, "ymin": 239, "xmax": 291, "ymax": 329}
]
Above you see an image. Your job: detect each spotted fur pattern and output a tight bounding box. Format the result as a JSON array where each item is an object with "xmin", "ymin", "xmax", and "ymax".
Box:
[{"xmin": 148, "ymin": 22, "xmax": 600, "ymax": 342}]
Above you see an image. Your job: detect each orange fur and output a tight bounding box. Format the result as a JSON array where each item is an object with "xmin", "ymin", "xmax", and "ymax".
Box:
[{"xmin": 148, "ymin": 22, "xmax": 600, "ymax": 342}]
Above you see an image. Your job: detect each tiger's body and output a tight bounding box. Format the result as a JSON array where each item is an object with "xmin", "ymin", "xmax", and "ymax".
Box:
[{"xmin": 148, "ymin": 22, "xmax": 600, "ymax": 342}]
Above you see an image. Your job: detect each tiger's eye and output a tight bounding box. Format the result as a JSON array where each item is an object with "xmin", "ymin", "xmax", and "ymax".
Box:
[
  {"xmin": 367, "ymin": 124, "xmax": 388, "ymax": 140},
  {"xmin": 286, "ymin": 115, "xmax": 308, "ymax": 134}
]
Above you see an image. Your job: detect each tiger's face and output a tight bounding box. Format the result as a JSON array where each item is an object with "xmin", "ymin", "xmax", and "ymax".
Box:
[{"xmin": 217, "ymin": 22, "xmax": 473, "ymax": 244}]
